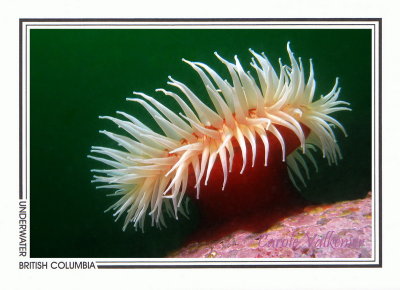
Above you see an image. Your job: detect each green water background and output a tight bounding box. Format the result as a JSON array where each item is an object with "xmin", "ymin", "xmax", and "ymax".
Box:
[{"xmin": 30, "ymin": 29, "xmax": 372, "ymax": 257}]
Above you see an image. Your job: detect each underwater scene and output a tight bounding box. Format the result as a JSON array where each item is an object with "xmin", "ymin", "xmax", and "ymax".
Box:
[{"xmin": 30, "ymin": 28, "xmax": 372, "ymax": 258}]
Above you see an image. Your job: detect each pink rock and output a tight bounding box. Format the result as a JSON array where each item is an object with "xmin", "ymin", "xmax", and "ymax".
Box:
[{"xmin": 169, "ymin": 192, "xmax": 372, "ymax": 258}]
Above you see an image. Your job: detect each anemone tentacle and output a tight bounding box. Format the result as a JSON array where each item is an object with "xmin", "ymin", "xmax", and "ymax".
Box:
[{"xmin": 89, "ymin": 43, "xmax": 350, "ymax": 231}]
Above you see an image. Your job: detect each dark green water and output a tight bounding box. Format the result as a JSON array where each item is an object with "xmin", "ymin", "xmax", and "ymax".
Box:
[{"xmin": 30, "ymin": 29, "xmax": 372, "ymax": 257}]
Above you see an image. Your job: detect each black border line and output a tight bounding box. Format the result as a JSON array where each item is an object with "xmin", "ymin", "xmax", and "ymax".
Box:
[
  {"xmin": 22, "ymin": 23, "xmax": 375, "ymax": 27},
  {"xmin": 25, "ymin": 24, "xmax": 28, "ymax": 201},
  {"xmin": 96, "ymin": 264, "xmax": 379, "ymax": 269},
  {"xmin": 19, "ymin": 18, "xmax": 382, "ymax": 269},
  {"xmin": 378, "ymin": 18, "xmax": 383, "ymax": 267},
  {"xmin": 94, "ymin": 258, "xmax": 375, "ymax": 264},
  {"xmin": 20, "ymin": 18, "xmax": 381, "ymax": 22},
  {"xmin": 19, "ymin": 20, "xmax": 22, "ymax": 199}
]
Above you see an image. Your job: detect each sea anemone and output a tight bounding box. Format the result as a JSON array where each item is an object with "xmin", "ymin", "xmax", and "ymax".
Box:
[{"xmin": 89, "ymin": 43, "xmax": 350, "ymax": 231}]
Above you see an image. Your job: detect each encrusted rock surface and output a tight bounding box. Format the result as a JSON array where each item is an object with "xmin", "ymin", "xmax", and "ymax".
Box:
[{"xmin": 169, "ymin": 193, "xmax": 372, "ymax": 258}]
